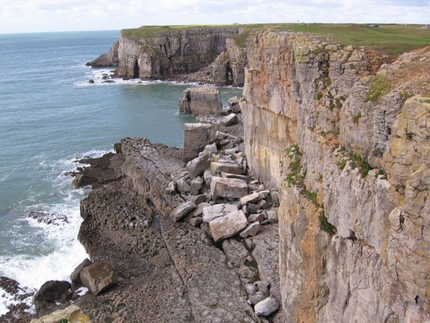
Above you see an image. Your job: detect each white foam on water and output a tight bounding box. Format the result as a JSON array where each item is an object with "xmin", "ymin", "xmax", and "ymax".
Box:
[
  {"xmin": 0, "ymin": 287, "xmax": 35, "ymax": 316},
  {"xmin": 74, "ymin": 67, "xmax": 202, "ymax": 87},
  {"xmin": 0, "ymin": 149, "xmax": 113, "ymax": 315},
  {"xmin": 0, "ymin": 288, "xmax": 15, "ymax": 316}
]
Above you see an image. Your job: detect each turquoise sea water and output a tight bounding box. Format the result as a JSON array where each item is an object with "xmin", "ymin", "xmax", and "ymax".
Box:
[{"xmin": 0, "ymin": 30, "xmax": 242, "ymax": 313}]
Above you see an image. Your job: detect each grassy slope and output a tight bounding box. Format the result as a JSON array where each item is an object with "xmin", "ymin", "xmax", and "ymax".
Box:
[{"xmin": 122, "ymin": 23, "xmax": 430, "ymax": 55}]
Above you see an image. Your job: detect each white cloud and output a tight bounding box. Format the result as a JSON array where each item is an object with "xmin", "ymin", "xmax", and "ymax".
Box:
[{"xmin": 0, "ymin": 0, "xmax": 428, "ymax": 33}]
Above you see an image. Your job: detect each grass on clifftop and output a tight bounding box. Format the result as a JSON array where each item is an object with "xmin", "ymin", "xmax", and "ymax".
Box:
[
  {"xmin": 121, "ymin": 24, "xmax": 241, "ymax": 38},
  {"xmin": 122, "ymin": 23, "xmax": 430, "ymax": 55},
  {"xmin": 279, "ymin": 23, "xmax": 430, "ymax": 55}
]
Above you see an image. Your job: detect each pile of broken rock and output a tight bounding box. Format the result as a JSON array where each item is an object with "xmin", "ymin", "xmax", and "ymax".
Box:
[{"xmin": 169, "ymin": 130, "xmax": 281, "ymax": 318}]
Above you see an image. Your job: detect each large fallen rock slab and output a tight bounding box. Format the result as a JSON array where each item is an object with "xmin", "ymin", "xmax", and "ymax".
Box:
[
  {"xmin": 202, "ymin": 203, "xmax": 238, "ymax": 223},
  {"xmin": 70, "ymin": 258, "xmax": 93, "ymax": 287},
  {"xmin": 209, "ymin": 210, "xmax": 248, "ymax": 242},
  {"xmin": 80, "ymin": 260, "xmax": 117, "ymax": 295},
  {"xmin": 187, "ymin": 151, "xmax": 212, "ymax": 179},
  {"xmin": 170, "ymin": 201, "xmax": 197, "ymax": 222},
  {"xmin": 210, "ymin": 161, "xmax": 243, "ymax": 175},
  {"xmin": 210, "ymin": 176, "xmax": 248, "ymax": 199},
  {"xmin": 179, "ymin": 86, "xmax": 223, "ymax": 115},
  {"xmin": 239, "ymin": 192, "xmax": 261, "ymax": 205},
  {"xmin": 183, "ymin": 123, "xmax": 213, "ymax": 162}
]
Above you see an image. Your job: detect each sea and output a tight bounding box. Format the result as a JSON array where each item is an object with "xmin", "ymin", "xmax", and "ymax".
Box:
[{"xmin": 0, "ymin": 30, "xmax": 242, "ymax": 315}]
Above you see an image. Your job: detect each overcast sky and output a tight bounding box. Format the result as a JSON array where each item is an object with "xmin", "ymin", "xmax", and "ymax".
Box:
[{"xmin": 0, "ymin": 0, "xmax": 429, "ymax": 34}]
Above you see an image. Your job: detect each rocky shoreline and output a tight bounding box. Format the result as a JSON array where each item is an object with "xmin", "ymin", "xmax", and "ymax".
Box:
[
  {"xmin": 2, "ymin": 89, "xmax": 283, "ymax": 323},
  {"xmin": 70, "ymin": 92, "xmax": 284, "ymax": 322}
]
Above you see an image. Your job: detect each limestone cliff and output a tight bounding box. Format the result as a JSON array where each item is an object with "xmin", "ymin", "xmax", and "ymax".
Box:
[
  {"xmin": 241, "ymin": 28, "xmax": 430, "ymax": 322},
  {"xmin": 88, "ymin": 26, "xmax": 247, "ymax": 85},
  {"xmin": 116, "ymin": 27, "xmax": 241, "ymax": 79}
]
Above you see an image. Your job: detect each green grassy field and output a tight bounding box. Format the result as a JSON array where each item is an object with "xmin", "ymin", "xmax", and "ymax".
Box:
[
  {"xmin": 122, "ymin": 23, "xmax": 430, "ymax": 55},
  {"xmin": 279, "ymin": 23, "xmax": 430, "ymax": 55}
]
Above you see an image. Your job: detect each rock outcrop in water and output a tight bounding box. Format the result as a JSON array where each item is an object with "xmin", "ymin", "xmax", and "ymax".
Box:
[{"xmin": 87, "ymin": 26, "xmax": 247, "ymax": 86}]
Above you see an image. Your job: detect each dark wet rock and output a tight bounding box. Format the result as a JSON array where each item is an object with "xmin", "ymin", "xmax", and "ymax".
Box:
[
  {"xmin": 71, "ymin": 152, "xmax": 124, "ymax": 189},
  {"xmin": 34, "ymin": 280, "xmax": 72, "ymax": 317},
  {"xmin": 0, "ymin": 276, "xmax": 34, "ymax": 323},
  {"xmin": 28, "ymin": 211, "xmax": 68, "ymax": 225}
]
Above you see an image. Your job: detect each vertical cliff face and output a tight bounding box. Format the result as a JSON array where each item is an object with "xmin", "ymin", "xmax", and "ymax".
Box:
[
  {"xmin": 115, "ymin": 27, "xmax": 241, "ymax": 79},
  {"xmin": 241, "ymin": 28, "xmax": 430, "ymax": 322}
]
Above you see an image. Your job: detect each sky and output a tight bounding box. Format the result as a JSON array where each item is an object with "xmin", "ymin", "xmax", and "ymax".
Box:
[{"xmin": 0, "ymin": 0, "xmax": 429, "ymax": 34}]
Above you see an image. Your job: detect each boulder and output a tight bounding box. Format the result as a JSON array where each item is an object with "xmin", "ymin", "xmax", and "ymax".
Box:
[
  {"xmin": 34, "ymin": 280, "xmax": 72, "ymax": 316},
  {"xmin": 170, "ymin": 201, "xmax": 197, "ymax": 222},
  {"xmin": 210, "ymin": 161, "xmax": 243, "ymax": 175},
  {"xmin": 258, "ymin": 199, "xmax": 270, "ymax": 209},
  {"xmin": 266, "ymin": 209, "xmax": 278, "ymax": 223},
  {"xmin": 189, "ymin": 177, "xmax": 204, "ymax": 195},
  {"xmin": 183, "ymin": 123, "xmax": 213, "ymax": 162},
  {"xmin": 35, "ymin": 280, "xmax": 71, "ymax": 302},
  {"xmin": 203, "ymin": 169, "xmax": 213, "ymax": 189},
  {"xmin": 70, "ymin": 258, "xmax": 93, "ymax": 287},
  {"xmin": 176, "ymin": 177, "xmax": 190, "ymax": 193},
  {"xmin": 80, "ymin": 261, "xmax": 117, "ymax": 295},
  {"xmin": 202, "ymin": 203, "xmax": 238, "ymax": 223},
  {"xmin": 209, "ymin": 210, "xmax": 248, "ymax": 242},
  {"xmin": 227, "ymin": 96, "xmax": 240, "ymax": 109},
  {"xmin": 239, "ymin": 192, "xmax": 261, "ymax": 205},
  {"xmin": 248, "ymin": 291, "xmax": 269, "ymax": 306},
  {"xmin": 221, "ymin": 113, "xmax": 238, "ymax": 126},
  {"xmin": 210, "ymin": 176, "xmax": 248, "ymax": 200},
  {"xmin": 248, "ymin": 213, "xmax": 265, "ymax": 223},
  {"xmin": 179, "ymin": 87, "xmax": 223, "ymax": 115},
  {"xmin": 239, "ymin": 222, "xmax": 261, "ymax": 239},
  {"xmin": 187, "ymin": 151, "xmax": 212, "ymax": 179},
  {"xmin": 189, "ymin": 217, "xmax": 203, "ymax": 227},
  {"xmin": 204, "ymin": 142, "xmax": 218, "ymax": 155},
  {"xmin": 254, "ymin": 297, "xmax": 279, "ymax": 316},
  {"xmin": 191, "ymin": 194, "xmax": 208, "ymax": 205},
  {"xmin": 191, "ymin": 202, "xmax": 211, "ymax": 217},
  {"xmin": 30, "ymin": 304, "xmax": 91, "ymax": 323}
]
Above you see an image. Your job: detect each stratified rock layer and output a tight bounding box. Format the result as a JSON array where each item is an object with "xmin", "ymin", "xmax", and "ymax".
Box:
[{"xmin": 242, "ymin": 29, "xmax": 430, "ymax": 322}]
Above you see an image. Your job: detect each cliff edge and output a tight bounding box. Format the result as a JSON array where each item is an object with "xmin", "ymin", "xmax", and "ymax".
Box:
[{"xmin": 241, "ymin": 28, "xmax": 429, "ymax": 322}]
